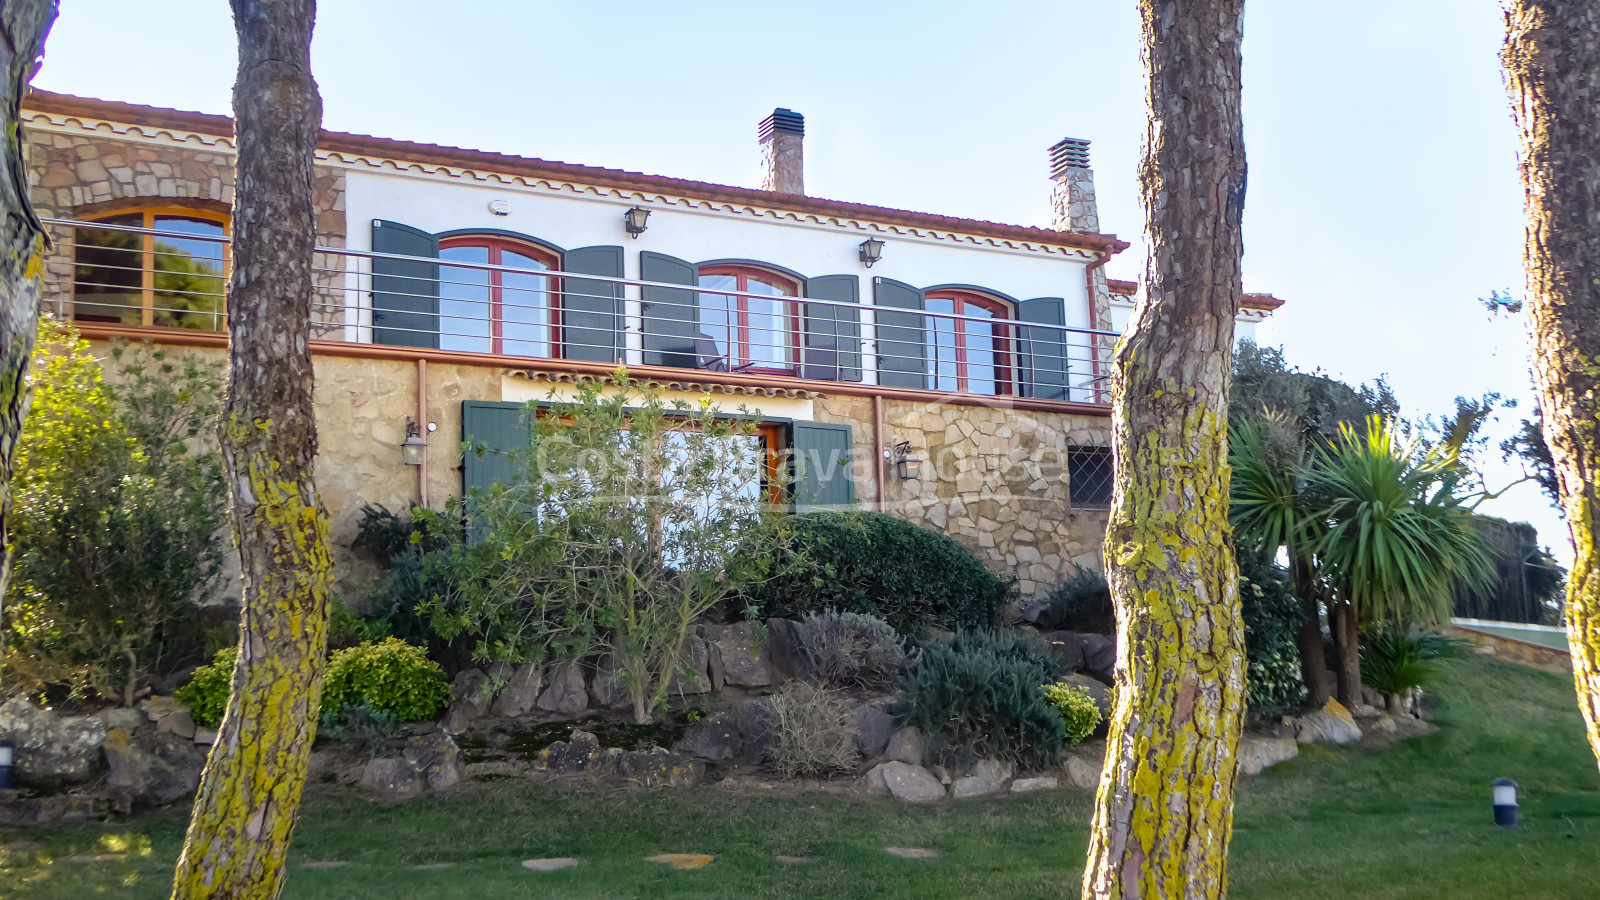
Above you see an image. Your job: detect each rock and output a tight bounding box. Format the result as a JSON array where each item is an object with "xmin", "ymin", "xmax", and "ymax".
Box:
[
  {"xmin": 449, "ymin": 668, "xmax": 494, "ymax": 718},
  {"xmin": 885, "ymin": 727, "xmax": 926, "ymax": 767},
  {"xmin": 951, "ymin": 758, "xmax": 1013, "ymax": 798},
  {"xmin": 1237, "ymin": 736, "xmax": 1299, "ymax": 775},
  {"xmin": 709, "ymin": 622, "xmax": 774, "ymax": 688},
  {"xmin": 94, "ymin": 708, "xmax": 148, "ymax": 734},
  {"xmin": 440, "ymin": 704, "xmax": 476, "ymax": 736},
  {"xmin": 616, "ymin": 748, "xmax": 704, "ymax": 788},
  {"xmin": 764, "ymin": 618, "xmax": 803, "ymax": 681},
  {"xmin": 360, "ymin": 758, "xmax": 425, "ymax": 801},
  {"xmin": 733, "ymin": 697, "xmax": 776, "ymax": 765},
  {"xmin": 706, "ymin": 632, "xmax": 727, "ymax": 692},
  {"xmin": 851, "ymin": 702, "xmax": 895, "ymax": 758},
  {"xmin": 675, "ymin": 712, "xmax": 739, "ymax": 761},
  {"xmin": 668, "ymin": 637, "xmax": 713, "ymax": 695},
  {"xmin": 0, "ymin": 697, "xmax": 110, "ymax": 787},
  {"xmin": 404, "ymin": 733, "xmax": 463, "ymax": 790},
  {"xmin": 1350, "ymin": 703, "xmax": 1383, "ymax": 719},
  {"xmin": 1039, "ymin": 631, "xmax": 1086, "ymax": 672},
  {"xmin": 1294, "ymin": 699, "xmax": 1363, "ymax": 745},
  {"xmin": 1060, "ymin": 673, "xmax": 1113, "ymax": 716},
  {"xmin": 536, "ymin": 730, "xmax": 607, "ymax": 774},
  {"xmin": 0, "ymin": 794, "xmax": 99, "ymax": 826},
  {"xmin": 1078, "ymin": 634, "xmax": 1117, "ymax": 681},
  {"xmin": 1062, "ymin": 755, "xmax": 1101, "ymax": 790},
  {"xmin": 589, "ymin": 658, "xmax": 629, "ymax": 709},
  {"xmin": 1370, "ymin": 715, "xmax": 1398, "ymax": 735},
  {"xmin": 307, "ymin": 750, "xmax": 337, "ymax": 781},
  {"xmin": 884, "ymin": 846, "xmax": 941, "ymax": 859},
  {"xmin": 878, "ymin": 761, "xmax": 946, "ymax": 803},
  {"xmin": 862, "ymin": 762, "xmax": 892, "ymax": 795},
  {"xmin": 490, "ymin": 664, "xmax": 544, "ymax": 718},
  {"xmin": 1011, "ymin": 776, "xmax": 1059, "ymax": 793},
  {"xmin": 522, "ymin": 857, "xmax": 581, "ymax": 872},
  {"xmin": 535, "ymin": 661, "xmax": 589, "ymax": 714},
  {"xmin": 139, "ymin": 695, "xmax": 192, "ymax": 734},
  {"xmin": 155, "ymin": 707, "xmax": 196, "ymax": 740},
  {"xmin": 193, "ymin": 729, "xmax": 217, "ymax": 746},
  {"xmin": 465, "ymin": 760, "xmax": 525, "ymax": 779},
  {"xmin": 102, "ymin": 728, "xmax": 206, "ymax": 807}
]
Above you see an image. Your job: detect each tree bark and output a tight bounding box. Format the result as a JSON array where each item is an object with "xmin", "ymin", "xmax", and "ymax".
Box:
[
  {"xmin": 1503, "ymin": 1, "xmax": 1600, "ymax": 776},
  {"xmin": 1289, "ymin": 548, "xmax": 1330, "ymax": 708},
  {"xmin": 171, "ymin": 2, "xmax": 330, "ymax": 898},
  {"xmin": 0, "ymin": 0, "xmax": 56, "ymax": 630},
  {"xmin": 1328, "ymin": 599, "xmax": 1360, "ymax": 708},
  {"xmin": 1082, "ymin": 2, "xmax": 1248, "ymax": 898}
]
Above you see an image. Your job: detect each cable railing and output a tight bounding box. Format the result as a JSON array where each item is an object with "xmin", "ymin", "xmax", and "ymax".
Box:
[{"xmin": 42, "ymin": 217, "xmax": 1115, "ymax": 404}]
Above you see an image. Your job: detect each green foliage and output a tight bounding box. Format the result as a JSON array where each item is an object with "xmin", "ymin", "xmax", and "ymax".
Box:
[
  {"xmin": 321, "ymin": 638, "xmax": 449, "ymax": 723},
  {"xmin": 1038, "ymin": 568, "xmax": 1114, "ymax": 634},
  {"xmin": 4, "ymin": 321, "xmax": 227, "ymax": 704},
  {"xmin": 347, "ymin": 503, "xmax": 448, "ymax": 647},
  {"xmin": 318, "ymin": 701, "xmax": 401, "ymax": 747},
  {"xmin": 793, "ymin": 611, "xmax": 909, "ymax": 690},
  {"xmin": 743, "ymin": 511, "xmax": 1013, "ymax": 634},
  {"xmin": 895, "ymin": 630, "xmax": 1065, "ymax": 768},
  {"xmin": 1238, "ymin": 550, "xmax": 1307, "ymax": 713},
  {"xmin": 1042, "ymin": 682, "xmax": 1101, "ymax": 744},
  {"xmin": 766, "ymin": 681, "xmax": 861, "ymax": 778},
  {"xmin": 1500, "ymin": 401, "xmax": 1560, "ymax": 510},
  {"xmin": 175, "ymin": 646, "xmax": 237, "ymax": 729},
  {"xmin": 1360, "ymin": 627, "xmax": 1465, "ymax": 697}
]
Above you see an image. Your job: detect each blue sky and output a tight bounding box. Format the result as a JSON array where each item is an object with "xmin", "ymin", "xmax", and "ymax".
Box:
[{"xmin": 33, "ymin": 0, "xmax": 1567, "ymax": 563}]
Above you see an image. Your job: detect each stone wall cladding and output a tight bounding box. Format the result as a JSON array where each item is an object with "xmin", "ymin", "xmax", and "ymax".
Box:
[{"xmin": 813, "ymin": 395, "xmax": 1111, "ymax": 598}]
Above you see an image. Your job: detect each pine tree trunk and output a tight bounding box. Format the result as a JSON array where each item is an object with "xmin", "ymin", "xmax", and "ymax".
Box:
[
  {"xmin": 1082, "ymin": 2, "xmax": 1248, "ymax": 897},
  {"xmin": 1503, "ymin": 1, "xmax": 1600, "ymax": 776},
  {"xmin": 1289, "ymin": 549, "xmax": 1330, "ymax": 708},
  {"xmin": 0, "ymin": 1, "xmax": 57, "ymax": 615},
  {"xmin": 1329, "ymin": 601, "xmax": 1361, "ymax": 708},
  {"xmin": 170, "ymin": 2, "xmax": 330, "ymax": 897}
]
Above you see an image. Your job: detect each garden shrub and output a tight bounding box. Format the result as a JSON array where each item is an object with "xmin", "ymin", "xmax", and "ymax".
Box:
[
  {"xmin": 1038, "ymin": 568, "xmax": 1114, "ymax": 634},
  {"xmin": 793, "ymin": 611, "xmax": 909, "ymax": 690},
  {"xmin": 766, "ymin": 681, "xmax": 860, "ymax": 778},
  {"xmin": 4, "ymin": 323, "xmax": 227, "ymax": 704},
  {"xmin": 1043, "ymin": 681, "xmax": 1102, "ymax": 743},
  {"xmin": 1361, "ymin": 626, "xmax": 1463, "ymax": 700},
  {"xmin": 895, "ymin": 630, "xmax": 1065, "ymax": 768},
  {"xmin": 943, "ymin": 628, "xmax": 1063, "ymax": 682},
  {"xmin": 176, "ymin": 647, "xmax": 237, "ymax": 729},
  {"xmin": 1238, "ymin": 549, "xmax": 1307, "ymax": 714},
  {"xmin": 321, "ymin": 638, "xmax": 449, "ymax": 723},
  {"xmin": 744, "ymin": 511, "xmax": 1013, "ymax": 634},
  {"xmin": 349, "ymin": 503, "xmax": 450, "ymax": 647}
]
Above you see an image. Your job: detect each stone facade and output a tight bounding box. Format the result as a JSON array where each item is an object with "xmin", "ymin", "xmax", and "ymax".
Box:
[{"xmin": 1051, "ymin": 165, "xmax": 1115, "ymax": 335}]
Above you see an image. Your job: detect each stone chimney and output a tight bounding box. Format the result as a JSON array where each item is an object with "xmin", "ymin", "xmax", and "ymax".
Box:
[
  {"xmin": 1049, "ymin": 137, "xmax": 1112, "ymax": 332},
  {"xmin": 759, "ymin": 108, "xmax": 805, "ymax": 195}
]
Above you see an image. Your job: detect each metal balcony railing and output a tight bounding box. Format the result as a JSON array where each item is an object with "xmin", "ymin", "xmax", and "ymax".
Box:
[{"xmin": 41, "ymin": 217, "xmax": 1115, "ymax": 405}]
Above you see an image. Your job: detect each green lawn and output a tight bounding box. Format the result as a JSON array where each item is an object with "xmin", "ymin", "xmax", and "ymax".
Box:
[{"xmin": 4, "ymin": 655, "xmax": 1598, "ymax": 899}]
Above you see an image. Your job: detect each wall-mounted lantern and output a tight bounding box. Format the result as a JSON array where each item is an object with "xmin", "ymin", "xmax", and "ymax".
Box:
[
  {"xmin": 0, "ymin": 739, "xmax": 14, "ymax": 790},
  {"xmin": 1493, "ymin": 778, "xmax": 1519, "ymax": 827},
  {"xmin": 401, "ymin": 417, "xmax": 427, "ymax": 467},
  {"xmin": 893, "ymin": 440, "xmax": 921, "ymax": 481},
  {"xmin": 624, "ymin": 206, "xmax": 651, "ymax": 239},
  {"xmin": 858, "ymin": 237, "xmax": 885, "ymax": 268}
]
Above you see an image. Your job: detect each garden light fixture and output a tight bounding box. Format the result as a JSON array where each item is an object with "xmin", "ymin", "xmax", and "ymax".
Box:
[
  {"xmin": 624, "ymin": 206, "xmax": 651, "ymax": 238},
  {"xmin": 1493, "ymin": 778, "xmax": 1519, "ymax": 827},
  {"xmin": 0, "ymin": 740, "xmax": 13, "ymax": 790},
  {"xmin": 858, "ymin": 237, "xmax": 885, "ymax": 268},
  {"xmin": 893, "ymin": 440, "xmax": 921, "ymax": 481},
  {"xmin": 401, "ymin": 417, "xmax": 427, "ymax": 467}
]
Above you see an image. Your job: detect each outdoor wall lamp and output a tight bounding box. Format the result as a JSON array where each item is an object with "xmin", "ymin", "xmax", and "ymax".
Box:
[
  {"xmin": 401, "ymin": 417, "xmax": 427, "ymax": 467},
  {"xmin": 1493, "ymin": 778, "xmax": 1519, "ymax": 827},
  {"xmin": 624, "ymin": 206, "xmax": 651, "ymax": 239},
  {"xmin": 892, "ymin": 440, "xmax": 921, "ymax": 480},
  {"xmin": 858, "ymin": 237, "xmax": 885, "ymax": 268},
  {"xmin": 0, "ymin": 739, "xmax": 14, "ymax": 789}
]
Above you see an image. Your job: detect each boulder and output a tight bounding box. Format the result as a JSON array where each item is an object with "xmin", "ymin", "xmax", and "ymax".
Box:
[
  {"xmin": 0, "ymin": 697, "xmax": 109, "ymax": 787},
  {"xmin": 1078, "ymin": 634, "xmax": 1117, "ymax": 681},
  {"xmin": 764, "ymin": 618, "xmax": 803, "ymax": 681},
  {"xmin": 951, "ymin": 758, "xmax": 1013, "ymax": 798},
  {"xmin": 732, "ymin": 697, "xmax": 776, "ymax": 765},
  {"xmin": 878, "ymin": 761, "xmax": 946, "ymax": 803},
  {"xmin": 403, "ymin": 733, "xmax": 463, "ymax": 790},
  {"xmin": 535, "ymin": 662, "xmax": 589, "ymax": 714},
  {"xmin": 709, "ymin": 622, "xmax": 775, "ymax": 688},
  {"xmin": 885, "ymin": 727, "xmax": 926, "ymax": 767},
  {"xmin": 95, "ymin": 708, "xmax": 148, "ymax": 734},
  {"xmin": 675, "ymin": 712, "xmax": 739, "ymax": 761},
  {"xmin": 1039, "ymin": 631, "xmax": 1086, "ymax": 672},
  {"xmin": 490, "ymin": 664, "xmax": 544, "ymax": 718},
  {"xmin": 1062, "ymin": 752, "xmax": 1102, "ymax": 791},
  {"xmin": 616, "ymin": 748, "xmax": 703, "ymax": 788},
  {"xmin": 102, "ymin": 727, "xmax": 206, "ymax": 807},
  {"xmin": 862, "ymin": 762, "xmax": 892, "ymax": 795},
  {"xmin": 193, "ymin": 729, "xmax": 217, "ymax": 746},
  {"xmin": 139, "ymin": 695, "xmax": 195, "ymax": 738},
  {"xmin": 450, "ymin": 668, "xmax": 494, "ymax": 717},
  {"xmin": 307, "ymin": 750, "xmax": 338, "ymax": 781},
  {"xmin": 1060, "ymin": 673, "xmax": 1113, "ymax": 716},
  {"xmin": 1237, "ymin": 736, "xmax": 1299, "ymax": 776},
  {"xmin": 589, "ymin": 658, "xmax": 629, "ymax": 709},
  {"xmin": 668, "ymin": 637, "xmax": 713, "ymax": 695},
  {"xmin": 1294, "ymin": 699, "xmax": 1363, "ymax": 745},
  {"xmin": 536, "ymin": 730, "xmax": 607, "ymax": 774},
  {"xmin": 156, "ymin": 708, "xmax": 196, "ymax": 740},
  {"xmin": 1350, "ymin": 703, "xmax": 1383, "ymax": 719},
  {"xmin": 360, "ymin": 758, "xmax": 425, "ymax": 801},
  {"xmin": 851, "ymin": 702, "xmax": 895, "ymax": 758},
  {"xmin": 1011, "ymin": 776, "xmax": 1060, "ymax": 793}
]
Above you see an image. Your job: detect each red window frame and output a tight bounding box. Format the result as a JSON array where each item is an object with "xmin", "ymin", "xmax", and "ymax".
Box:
[
  {"xmin": 438, "ymin": 235, "xmax": 561, "ymax": 357},
  {"xmin": 697, "ymin": 265, "xmax": 801, "ymax": 375},
  {"xmin": 924, "ymin": 290, "xmax": 1014, "ymax": 395}
]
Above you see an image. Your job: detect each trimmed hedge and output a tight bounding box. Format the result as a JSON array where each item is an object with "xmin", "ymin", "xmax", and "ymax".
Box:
[{"xmin": 746, "ymin": 511, "xmax": 1013, "ymax": 634}]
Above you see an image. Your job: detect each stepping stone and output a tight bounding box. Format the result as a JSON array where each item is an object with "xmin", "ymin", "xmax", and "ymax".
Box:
[
  {"xmin": 300, "ymin": 861, "xmax": 349, "ymax": 870},
  {"xmin": 884, "ymin": 847, "xmax": 941, "ymax": 860},
  {"xmin": 646, "ymin": 853, "xmax": 715, "ymax": 870},
  {"xmin": 521, "ymin": 857, "xmax": 581, "ymax": 872},
  {"xmin": 776, "ymin": 855, "xmax": 815, "ymax": 864},
  {"xmin": 58, "ymin": 854, "xmax": 126, "ymax": 864},
  {"xmin": 411, "ymin": 863, "xmax": 455, "ymax": 870}
]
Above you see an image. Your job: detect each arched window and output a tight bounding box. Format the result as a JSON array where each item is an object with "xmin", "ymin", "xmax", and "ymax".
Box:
[
  {"xmin": 924, "ymin": 289, "xmax": 1012, "ymax": 395},
  {"xmin": 438, "ymin": 235, "xmax": 559, "ymax": 357},
  {"xmin": 73, "ymin": 208, "xmax": 229, "ymax": 331},
  {"xmin": 696, "ymin": 265, "xmax": 799, "ymax": 373}
]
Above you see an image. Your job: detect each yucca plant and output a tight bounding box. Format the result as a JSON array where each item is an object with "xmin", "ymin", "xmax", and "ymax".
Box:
[{"xmin": 1360, "ymin": 626, "xmax": 1466, "ymax": 714}]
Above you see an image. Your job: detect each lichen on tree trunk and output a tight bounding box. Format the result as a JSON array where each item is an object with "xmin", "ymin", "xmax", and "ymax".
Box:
[
  {"xmin": 170, "ymin": 2, "xmax": 330, "ymax": 898},
  {"xmin": 1081, "ymin": 2, "xmax": 1248, "ymax": 898},
  {"xmin": 1503, "ymin": 0, "xmax": 1600, "ymax": 778}
]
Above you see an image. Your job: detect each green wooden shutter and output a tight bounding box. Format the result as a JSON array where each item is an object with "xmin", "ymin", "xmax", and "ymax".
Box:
[
  {"xmin": 791, "ymin": 421, "xmax": 853, "ymax": 510},
  {"xmin": 371, "ymin": 220, "xmax": 439, "ymax": 348},
  {"xmin": 873, "ymin": 277, "xmax": 926, "ymax": 389},
  {"xmin": 801, "ymin": 274, "xmax": 862, "ymax": 382},
  {"xmin": 461, "ymin": 400, "xmax": 532, "ymax": 495},
  {"xmin": 561, "ymin": 246, "xmax": 625, "ymax": 362},
  {"xmin": 640, "ymin": 251, "xmax": 700, "ymax": 368},
  {"xmin": 1017, "ymin": 297, "xmax": 1069, "ymax": 401}
]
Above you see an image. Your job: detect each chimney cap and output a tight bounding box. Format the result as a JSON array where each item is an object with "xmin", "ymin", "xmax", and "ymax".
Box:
[
  {"xmin": 1049, "ymin": 137, "xmax": 1091, "ymax": 177},
  {"xmin": 759, "ymin": 108, "xmax": 805, "ymax": 140}
]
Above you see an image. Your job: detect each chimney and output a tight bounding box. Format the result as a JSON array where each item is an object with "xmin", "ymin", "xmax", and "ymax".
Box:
[
  {"xmin": 759, "ymin": 108, "xmax": 805, "ymax": 195},
  {"xmin": 1049, "ymin": 137, "xmax": 1097, "ymax": 233}
]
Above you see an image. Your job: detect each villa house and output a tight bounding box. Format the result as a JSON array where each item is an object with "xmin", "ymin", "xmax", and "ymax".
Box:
[{"xmin": 20, "ymin": 91, "xmax": 1281, "ymax": 603}]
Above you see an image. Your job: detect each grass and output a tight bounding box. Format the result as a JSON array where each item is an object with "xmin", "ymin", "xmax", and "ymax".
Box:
[{"xmin": 3, "ymin": 654, "xmax": 1598, "ymax": 899}]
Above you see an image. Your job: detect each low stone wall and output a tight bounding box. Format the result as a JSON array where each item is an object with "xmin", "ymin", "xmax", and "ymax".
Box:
[{"xmin": 1452, "ymin": 624, "xmax": 1573, "ymax": 675}]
